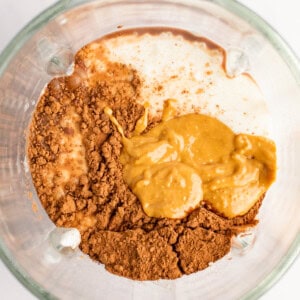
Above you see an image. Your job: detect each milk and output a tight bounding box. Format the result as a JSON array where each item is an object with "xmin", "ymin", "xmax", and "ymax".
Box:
[{"xmin": 82, "ymin": 28, "xmax": 269, "ymax": 135}]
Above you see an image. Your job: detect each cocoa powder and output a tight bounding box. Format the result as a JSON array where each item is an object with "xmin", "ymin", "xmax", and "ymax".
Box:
[{"xmin": 28, "ymin": 42, "xmax": 262, "ymax": 281}]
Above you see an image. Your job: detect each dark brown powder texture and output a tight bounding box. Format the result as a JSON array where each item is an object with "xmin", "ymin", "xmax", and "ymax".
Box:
[{"xmin": 28, "ymin": 36, "xmax": 262, "ymax": 281}]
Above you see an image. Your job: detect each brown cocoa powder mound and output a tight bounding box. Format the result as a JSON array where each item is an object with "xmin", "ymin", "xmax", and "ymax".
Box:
[
  {"xmin": 28, "ymin": 55, "xmax": 262, "ymax": 280},
  {"xmin": 89, "ymin": 229, "xmax": 181, "ymax": 280},
  {"xmin": 175, "ymin": 227, "xmax": 231, "ymax": 274}
]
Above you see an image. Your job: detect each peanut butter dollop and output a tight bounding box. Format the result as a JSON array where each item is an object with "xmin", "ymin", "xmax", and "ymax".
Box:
[{"xmin": 105, "ymin": 101, "xmax": 276, "ymax": 219}]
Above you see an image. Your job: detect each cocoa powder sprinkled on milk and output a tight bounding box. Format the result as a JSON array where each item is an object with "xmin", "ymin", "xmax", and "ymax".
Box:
[{"xmin": 28, "ymin": 28, "xmax": 268, "ymax": 280}]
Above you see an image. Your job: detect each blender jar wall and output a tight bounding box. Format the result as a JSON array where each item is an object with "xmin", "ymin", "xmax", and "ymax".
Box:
[{"xmin": 0, "ymin": 1, "xmax": 299, "ymax": 299}]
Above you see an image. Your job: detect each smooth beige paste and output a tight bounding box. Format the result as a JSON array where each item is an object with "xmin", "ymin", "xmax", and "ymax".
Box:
[{"xmin": 105, "ymin": 100, "xmax": 276, "ymax": 219}]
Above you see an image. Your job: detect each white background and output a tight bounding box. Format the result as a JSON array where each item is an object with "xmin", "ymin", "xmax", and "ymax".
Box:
[{"xmin": 0, "ymin": 0, "xmax": 299, "ymax": 299}]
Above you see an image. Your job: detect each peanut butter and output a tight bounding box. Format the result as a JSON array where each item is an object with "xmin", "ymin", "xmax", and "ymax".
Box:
[{"xmin": 105, "ymin": 100, "xmax": 276, "ymax": 219}]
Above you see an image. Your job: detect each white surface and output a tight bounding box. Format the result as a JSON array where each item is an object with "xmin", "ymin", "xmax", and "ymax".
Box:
[{"xmin": 0, "ymin": 0, "xmax": 299, "ymax": 299}]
